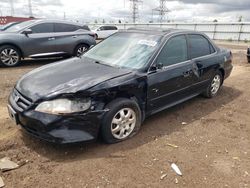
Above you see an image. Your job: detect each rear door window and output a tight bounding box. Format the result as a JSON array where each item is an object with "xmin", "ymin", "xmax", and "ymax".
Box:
[
  {"xmin": 30, "ymin": 23, "xmax": 54, "ymax": 33},
  {"xmin": 188, "ymin": 34, "xmax": 215, "ymax": 59},
  {"xmin": 156, "ymin": 35, "xmax": 188, "ymax": 67},
  {"xmin": 55, "ymin": 23, "xmax": 79, "ymax": 32},
  {"xmin": 106, "ymin": 26, "xmax": 117, "ymax": 30},
  {"xmin": 81, "ymin": 25, "xmax": 90, "ymax": 31}
]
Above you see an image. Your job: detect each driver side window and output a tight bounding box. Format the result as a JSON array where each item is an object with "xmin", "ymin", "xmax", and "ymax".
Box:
[{"xmin": 156, "ymin": 35, "xmax": 188, "ymax": 67}]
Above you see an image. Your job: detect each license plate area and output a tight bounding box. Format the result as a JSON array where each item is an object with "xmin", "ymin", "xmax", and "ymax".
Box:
[{"xmin": 7, "ymin": 105, "xmax": 18, "ymax": 125}]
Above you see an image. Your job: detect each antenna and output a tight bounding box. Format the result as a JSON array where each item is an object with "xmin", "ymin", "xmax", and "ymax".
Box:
[
  {"xmin": 10, "ymin": 0, "xmax": 14, "ymax": 16},
  {"xmin": 129, "ymin": 0, "xmax": 143, "ymax": 23},
  {"xmin": 28, "ymin": 0, "xmax": 33, "ymax": 17},
  {"xmin": 152, "ymin": 0, "xmax": 170, "ymax": 23}
]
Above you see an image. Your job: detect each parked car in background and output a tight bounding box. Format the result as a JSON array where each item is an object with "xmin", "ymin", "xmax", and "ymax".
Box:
[
  {"xmin": 0, "ymin": 22, "xmax": 21, "ymax": 31},
  {"xmin": 247, "ymin": 47, "xmax": 250, "ymax": 63},
  {"xmin": 92, "ymin": 25, "xmax": 118, "ymax": 39},
  {"xmin": 0, "ymin": 19, "xmax": 96, "ymax": 67},
  {"xmin": 8, "ymin": 28, "xmax": 233, "ymax": 144}
]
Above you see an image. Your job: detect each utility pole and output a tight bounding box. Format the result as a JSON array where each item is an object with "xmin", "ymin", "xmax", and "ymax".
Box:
[
  {"xmin": 63, "ymin": 12, "xmax": 66, "ymax": 20},
  {"xmin": 129, "ymin": 0, "xmax": 143, "ymax": 23},
  {"xmin": 28, "ymin": 0, "xmax": 33, "ymax": 17},
  {"xmin": 10, "ymin": 0, "xmax": 14, "ymax": 16},
  {"xmin": 152, "ymin": 0, "xmax": 170, "ymax": 23}
]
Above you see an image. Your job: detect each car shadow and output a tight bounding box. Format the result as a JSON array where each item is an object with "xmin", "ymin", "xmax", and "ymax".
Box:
[{"xmin": 21, "ymin": 86, "xmax": 241, "ymax": 162}]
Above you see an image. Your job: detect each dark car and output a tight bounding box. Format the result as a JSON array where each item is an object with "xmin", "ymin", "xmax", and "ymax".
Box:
[
  {"xmin": 0, "ymin": 19, "xmax": 96, "ymax": 67},
  {"xmin": 8, "ymin": 28, "xmax": 233, "ymax": 144},
  {"xmin": 0, "ymin": 22, "xmax": 21, "ymax": 31}
]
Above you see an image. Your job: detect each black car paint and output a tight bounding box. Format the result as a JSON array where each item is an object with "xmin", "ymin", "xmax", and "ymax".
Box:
[
  {"xmin": 247, "ymin": 47, "xmax": 250, "ymax": 63},
  {"xmin": 8, "ymin": 29, "xmax": 233, "ymax": 144}
]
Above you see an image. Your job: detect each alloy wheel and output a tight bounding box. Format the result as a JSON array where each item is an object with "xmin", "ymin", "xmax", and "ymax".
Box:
[
  {"xmin": 76, "ymin": 46, "xmax": 87, "ymax": 57},
  {"xmin": 211, "ymin": 75, "xmax": 221, "ymax": 95},
  {"xmin": 111, "ymin": 108, "xmax": 136, "ymax": 140},
  {"xmin": 0, "ymin": 48, "xmax": 19, "ymax": 66}
]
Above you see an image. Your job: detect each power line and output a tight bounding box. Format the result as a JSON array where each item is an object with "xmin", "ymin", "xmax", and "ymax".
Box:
[
  {"xmin": 129, "ymin": 0, "xmax": 143, "ymax": 23},
  {"xmin": 152, "ymin": 0, "xmax": 170, "ymax": 23}
]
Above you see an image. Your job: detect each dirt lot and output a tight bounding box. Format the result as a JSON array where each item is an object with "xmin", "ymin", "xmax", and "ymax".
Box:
[{"xmin": 0, "ymin": 42, "xmax": 249, "ymax": 188}]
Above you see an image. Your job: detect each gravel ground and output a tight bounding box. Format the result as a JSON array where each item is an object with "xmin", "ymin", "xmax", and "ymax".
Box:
[{"xmin": 0, "ymin": 42, "xmax": 249, "ymax": 188}]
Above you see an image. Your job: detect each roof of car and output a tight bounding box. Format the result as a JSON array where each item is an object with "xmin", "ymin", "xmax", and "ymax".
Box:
[
  {"xmin": 126, "ymin": 27, "xmax": 198, "ymax": 35},
  {"xmin": 31, "ymin": 19, "xmax": 87, "ymax": 26}
]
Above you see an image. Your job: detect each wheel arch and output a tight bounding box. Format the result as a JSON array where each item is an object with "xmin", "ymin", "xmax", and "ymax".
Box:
[
  {"xmin": 104, "ymin": 91, "xmax": 146, "ymax": 122},
  {"xmin": 218, "ymin": 68, "xmax": 225, "ymax": 85},
  {"xmin": 73, "ymin": 42, "xmax": 90, "ymax": 55},
  {"xmin": 0, "ymin": 43, "xmax": 24, "ymax": 58}
]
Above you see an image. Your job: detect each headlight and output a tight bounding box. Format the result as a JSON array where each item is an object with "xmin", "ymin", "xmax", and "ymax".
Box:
[{"xmin": 35, "ymin": 98, "xmax": 91, "ymax": 114}]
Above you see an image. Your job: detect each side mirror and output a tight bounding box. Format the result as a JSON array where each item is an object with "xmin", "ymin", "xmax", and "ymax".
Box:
[
  {"xmin": 22, "ymin": 29, "xmax": 32, "ymax": 35},
  {"xmin": 156, "ymin": 63, "xmax": 164, "ymax": 69},
  {"xmin": 149, "ymin": 63, "xmax": 163, "ymax": 73}
]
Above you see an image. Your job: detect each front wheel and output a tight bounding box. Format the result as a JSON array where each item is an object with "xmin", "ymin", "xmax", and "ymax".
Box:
[
  {"xmin": 0, "ymin": 45, "xmax": 21, "ymax": 67},
  {"xmin": 101, "ymin": 98, "xmax": 142, "ymax": 144},
  {"xmin": 203, "ymin": 72, "xmax": 223, "ymax": 98}
]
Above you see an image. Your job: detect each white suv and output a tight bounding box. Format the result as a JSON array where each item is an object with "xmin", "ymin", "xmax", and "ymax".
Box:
[{"xmin": 92, "ymin": 25, "xmax": 118, "ymax": 39}]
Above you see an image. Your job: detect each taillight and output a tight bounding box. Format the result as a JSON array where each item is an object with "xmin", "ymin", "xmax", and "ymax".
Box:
[
  {"xmin": 88, "ymin": 34, "xmax": 95, "ymax": 38},
  {"xmin": 230, "ymin": 51, "xmax": 233, "ymax": 59}
]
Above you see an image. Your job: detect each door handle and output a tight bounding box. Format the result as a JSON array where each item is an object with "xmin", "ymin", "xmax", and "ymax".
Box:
[
  {"xmin": 183, "ymin": 69, "xmax": 193, "ymax": 77},
  {"xmin": 152, "ymin": 88, "xmax": 159, "ymax": 93},
  {"xmin": 48, "ymin": 37, "xmax": 55, "ymax": 41},
  {"xmin": 72, "ymin": 35, "xmax": 77, "ymax": 38}
]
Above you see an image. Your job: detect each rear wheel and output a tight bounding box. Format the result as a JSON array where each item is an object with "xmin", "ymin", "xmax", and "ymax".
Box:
[
  {"xmin": 203, "ymin": 71, "xmax": 223, "ymax": 98},
  {"xmin": 74, "ymin": 44, "xmax": 89, "ymax": 57},
  {"xmin": 101, "ymin": 98, "xmax": 142, "ymax": 144},
  {"xmin": 0, "ymin": 45, "xmax": 21, "ymax": 67}
]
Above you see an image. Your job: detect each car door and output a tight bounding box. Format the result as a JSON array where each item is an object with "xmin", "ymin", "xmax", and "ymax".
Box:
[
  {"xmin": 187, "ymin": 34, "xmax": 219, "ymax": 92},
  {"xmin": 22, "ymin": 23, "xmax": 56, "ymax": 57},
  {"xmin": 54, "ymin": 23, "xmax": 80, "ymax": 54},
  {"xmin": 105, "ymin": 26, "xmax": 118, "ymax": 37},
  {"xmin": 147, "ymin": 34, "xmax": 197, "ymax": 114},
  {"xmin": 96, "ymin": 26, "xmax": 105, "ymax": 39}
]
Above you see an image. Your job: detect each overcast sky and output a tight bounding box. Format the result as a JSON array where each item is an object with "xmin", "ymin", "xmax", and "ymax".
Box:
[{"xmin": 0, "ymin": 0, "xmax": 249, "ymax": 23}]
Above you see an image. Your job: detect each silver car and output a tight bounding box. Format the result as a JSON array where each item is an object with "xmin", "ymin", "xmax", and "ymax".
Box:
[{"xmin": 0, "ymin": 19, "xmax": 96, "ymax": 67}]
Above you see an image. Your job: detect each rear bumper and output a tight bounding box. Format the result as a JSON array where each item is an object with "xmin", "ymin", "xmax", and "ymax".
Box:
[
  {"xmin": 224, "ymin": 63, "xmax": 233, "ymax": 80},
  {"xmin": 8, "ymin": 96, "xmax": 106, "ymax": 144}
]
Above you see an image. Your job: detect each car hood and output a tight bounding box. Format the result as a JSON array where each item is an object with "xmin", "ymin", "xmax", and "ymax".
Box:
[{"xmin": 16, "ymin": 57, "xmax": 132, "ymax": 101}]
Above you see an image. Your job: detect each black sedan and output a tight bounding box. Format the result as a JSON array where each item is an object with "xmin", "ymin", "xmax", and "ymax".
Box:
[
  {"xmin": 8, "ymin": 28, "xmax": 233, "ymax": 144},
  {"xmin": 247, "ymin": 47, "xmax": 250, "ymax": 63}
]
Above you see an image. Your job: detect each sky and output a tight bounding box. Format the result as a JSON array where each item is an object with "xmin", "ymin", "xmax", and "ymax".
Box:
[{"xmin": 0, "ymin": 0, "xmax": 249, "ymax": 23}]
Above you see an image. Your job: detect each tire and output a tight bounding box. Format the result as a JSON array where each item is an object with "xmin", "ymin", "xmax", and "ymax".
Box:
[
  {"xmin": 74, "ymin": 44, "xmax": 89, "ymax": 57},
  {"xmin": 101, "ymin": 98, "xmax": 142, "ymax": 144},
  {"xmin": 202, "ymin": 71, "xmax": 223, "ymax": 98},
  {"xmin": 0, "ymin": 45, "xmax": 21, "ymax": 67}
]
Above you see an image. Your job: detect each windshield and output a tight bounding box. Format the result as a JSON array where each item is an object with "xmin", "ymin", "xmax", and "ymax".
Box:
[
  {"xmin": 5, "ymin": 20, "xmax": 37, "ymax": 32},
  {"xmin": 84, "ymin": 32, "xmax": 162, "ymax": 69}
]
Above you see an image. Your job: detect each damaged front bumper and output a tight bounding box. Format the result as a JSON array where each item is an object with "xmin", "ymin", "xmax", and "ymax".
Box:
[{"xmin": 8, "ymin": 93, "xmax": 107, "ymax": 144}]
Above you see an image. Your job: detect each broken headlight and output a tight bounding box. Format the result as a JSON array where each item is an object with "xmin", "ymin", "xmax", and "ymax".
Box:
[{"xmin": 35, "ymin": 98, "xmax": 91, "ymax": 114}]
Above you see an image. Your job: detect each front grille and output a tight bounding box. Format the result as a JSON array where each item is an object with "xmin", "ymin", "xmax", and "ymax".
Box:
[{"xmin": 12, "ymin": 89, "xmax": 32, "ymax": 111}]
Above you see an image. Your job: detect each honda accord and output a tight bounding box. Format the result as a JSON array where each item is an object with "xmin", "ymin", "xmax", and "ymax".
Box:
[{"xmin": 8, "ymin": 28, "xmax": 233, "ymax": 144}]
